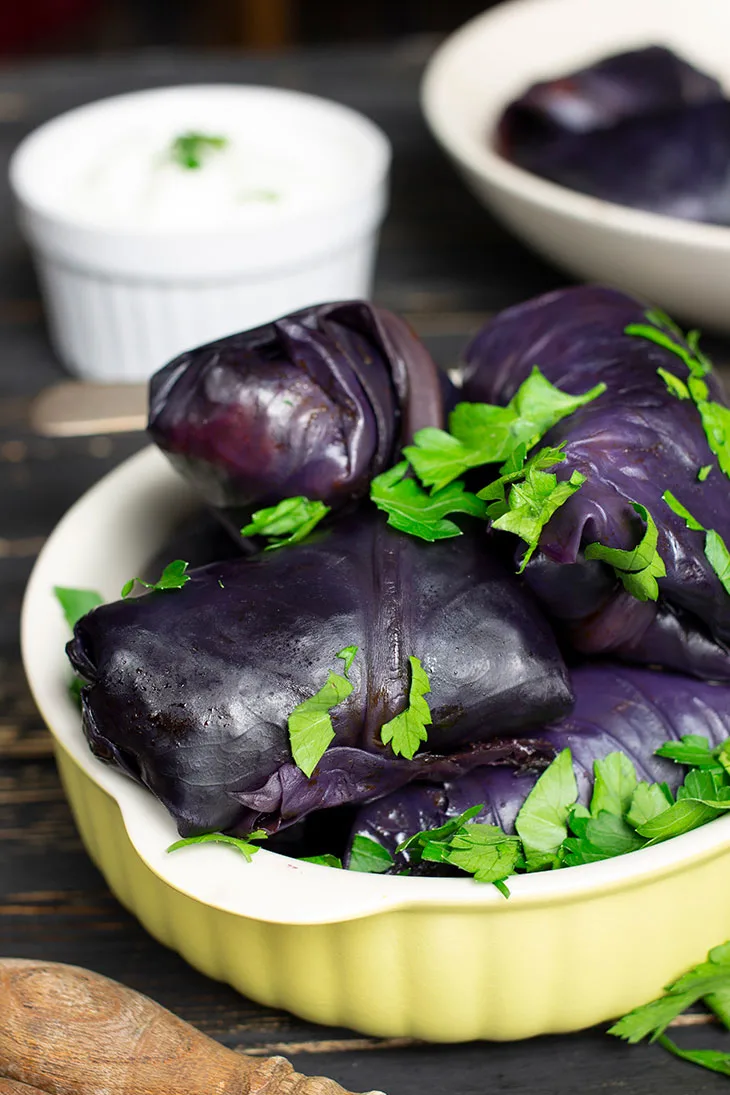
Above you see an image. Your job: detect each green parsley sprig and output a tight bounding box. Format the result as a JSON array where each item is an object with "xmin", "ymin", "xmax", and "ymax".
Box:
[
  {"xmin": 287, "ymin": 666, "xmax": 354, "ymax": 778},
  {"xmin": 609, "ymin": 940, "xmax": 730, "ymax": 1079},
  {"xmin": 626, "ymin": 309, "xmax": 730, "ymax": 480},
  {"xmin": 167, "ymin": 830, "xmax": 267, "ymax": 861},
  {"xmin": 170, "ymin": 131, "xmax": 227, "ymax": 169},
  {"xmin": 54, "ymin": 586, "xmax": 103, "ymax": 630},
  {"xmin": 380, "ymin": 655, "xmax": 433, "ymax": 760},
  {"xmin": 240, "ymin": 496, "xmax": 330, "ymax": 550},
  {"xmin": 584, "ymin": 502, "xmax": 666, "ymax": 602},
  {"xmin": 370, "ymin": 461, "xmax": 487, "ymax": 541},
  {"xmin": 121, "ymin": 559, "xmax": 190, "ymax": 599}
]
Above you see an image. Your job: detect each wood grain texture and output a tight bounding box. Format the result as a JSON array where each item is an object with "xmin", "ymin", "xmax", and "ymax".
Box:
[{"xmin": 0, "ymin": 44, "xmax": 729, "ymax": 1095}]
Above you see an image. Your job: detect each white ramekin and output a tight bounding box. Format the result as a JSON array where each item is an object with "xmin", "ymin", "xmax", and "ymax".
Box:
[{"xmin": 9, "ymin": 85, "xmax": 391, "ymax": 383}]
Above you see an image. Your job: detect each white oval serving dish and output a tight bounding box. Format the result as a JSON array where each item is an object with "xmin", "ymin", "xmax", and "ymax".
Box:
[{"xmin": 422, "ymin": 0, "xmax": 730, "ymax": 331}]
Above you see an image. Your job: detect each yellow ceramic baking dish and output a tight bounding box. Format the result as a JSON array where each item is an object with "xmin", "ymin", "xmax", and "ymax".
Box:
[{"xmin": 21, "ymin": 446, "xmax": 730, "ymax": 1041}]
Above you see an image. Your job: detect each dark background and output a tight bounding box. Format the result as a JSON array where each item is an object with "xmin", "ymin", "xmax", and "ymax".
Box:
[{"xmin": 0, "ymin": 0, "xmax": 502, "ymax": 57}]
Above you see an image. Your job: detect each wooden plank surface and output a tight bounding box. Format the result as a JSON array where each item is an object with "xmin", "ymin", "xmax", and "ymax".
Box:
[{"xmin": 1, "ymin": 42, "xmax": 729, "ymax": 1095}]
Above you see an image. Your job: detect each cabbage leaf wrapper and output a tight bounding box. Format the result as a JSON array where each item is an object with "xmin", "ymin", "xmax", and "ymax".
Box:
[
  {"xmin": 497, "ymin": 47, "xmax": 730, "ymax": 223},
  {"xmin": 148, "ymin": 301, "xmax": 453, "ymax": 526},
  {"xmin": 66, "ymin": 510, "xmax": 571, "ymax": 836},
  {"xmin": 349, "ymin": 663, "xmax": 730, "ymax": 869},
  {"xmin": 462, "ymin": 285, "xmax": 730, "ymax": 680}
]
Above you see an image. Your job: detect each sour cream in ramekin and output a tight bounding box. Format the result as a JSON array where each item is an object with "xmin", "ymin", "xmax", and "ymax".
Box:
[{"xmin": 9, "ymin": 85, "xmax": 391, "ymax": 382}]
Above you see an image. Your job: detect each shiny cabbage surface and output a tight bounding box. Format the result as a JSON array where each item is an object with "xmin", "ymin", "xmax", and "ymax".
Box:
[
  {"xmin": 349, "ymin": 663, "xmax": 730, "ymax": 869},
  {"xmin": 67, "ymin": 510, "xmax": 571, "ymax": 836},
  {"xmin": 462, "ymin": 285, "xmax": 730, "ymax": 679},
  {"xmin": 148, "ymin": 301, "xmax": 451, "ymax": 520}
]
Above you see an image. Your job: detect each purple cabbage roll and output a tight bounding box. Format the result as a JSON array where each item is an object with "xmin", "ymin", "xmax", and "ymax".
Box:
[
  {"xmin": 498, "ymin": 46, "xmax": 721, "ymax": 149},
  {"xmin": 67, "ymin": 509, "xmax": 571, "ymax": 836},
  {"xmin": 497, "ymin": 47, "xmax": 730, "ymax": 223},
  {"xmin": 462, "ymin": 285, "xmax": 730, "ymax": 680},
  {"xmin": 349, "ymin": 663, "xmax": 730, "ymax": 869},
  {"xmin": 148, "ymin": 301, "xmax": 452, "ymax": 527}
]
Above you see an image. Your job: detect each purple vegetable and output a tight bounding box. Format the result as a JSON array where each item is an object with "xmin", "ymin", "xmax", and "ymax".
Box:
[
  {"xmin": 498, "ymin": 46, "xmax": 721, "ymax": 147},
  {"xmin": 497, "ymin": 46, "xmax": 730, "ymax": 223},
  {"xmin": 67, "ymin": 509, "xmax": 570, "ymax": 836},
  {"xmin": 148, "ymin": 301, "xmax": 452, "ymax": 523},
  {"xmin": 349, "ymin": 663, "xmax": 730, "ymax": 869},
  {"xmin": 462, "ymin": 285, "xmax": 730, "ymax": 679}
]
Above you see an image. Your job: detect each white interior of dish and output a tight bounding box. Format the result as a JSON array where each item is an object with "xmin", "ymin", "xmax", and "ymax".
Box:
[
  {"xmin": 21, "ymin": 446, "xmax": 730, "ymax": 925},
  {"xmin": 422, "ymin": 0, "xmax": 730, "ymax": 247}
]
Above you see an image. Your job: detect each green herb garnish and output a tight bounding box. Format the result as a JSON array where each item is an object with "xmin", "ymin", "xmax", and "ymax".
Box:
[
  {"xmin": 657, "ymin": 367, "xmax": 690, "ymax": 401},
  {"xmin": 584, "ymin": 502, "xmax": 665, "ymax": 602},
  {"xmin": 167, "ymin": 829, "xmax": 267, "ymax": 861},
  {"xmin": 287, "ymin": 668, "xmax": 353, "ymax": 778},
  {"xmin": 54, "ymin": 586, "xmax": 103, "ymax": 629},
  {"xmin": 699, "ymin": 464, "xmax": 713, "ymax": 482},
  {"xmin": 370, "ymin": 461, "xmax": 487, "ymax": 542},
  {"xmin": 299, "ymin": 853, "xmax": 343, "ymax": 869},
  {"xmin": 348, "ymin": 834, "xmax": 395, "ymax": 874},
  {"xmin": 240, "ymin": 496, "xmax": 330, "ymax": 550},
  {"xmin": 490, "ymin": 463, "xmax": 586, "ymax": 572},
  {"xmin": 404, "ymin": 368, "xmax": 604, "ymax": 491},
  {"xmin": 336, "ymin": 645, "xmax": 358, "ymax": 676},
  {"xmin": 171, "ymin": 131, "xmax": 227, "ymax": 169},
  {"xmin": 379, "ymin": 655, "xmax": 432, "ymax": 760},
  {"xmin": 514, "ymin": 748, "xmax": 578, "ymax": 871},
  {"xmin": 121, "ymin": 559, "xmax": 190, "ymax": 599},
  {"xmin": 609, "ymin": 940, "xmax": 730, "ymax": 1079}
]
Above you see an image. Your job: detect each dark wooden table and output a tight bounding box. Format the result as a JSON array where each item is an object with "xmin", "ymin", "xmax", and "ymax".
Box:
[{"xmin": 1, "ymin": 42, "xmax": 728, "ymax": 1095}]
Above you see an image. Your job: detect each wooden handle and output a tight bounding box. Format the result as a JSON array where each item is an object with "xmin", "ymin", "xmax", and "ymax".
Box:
[{"xmin": 0, "ymin": 960, "xmax": 385, "ymax": 1095}]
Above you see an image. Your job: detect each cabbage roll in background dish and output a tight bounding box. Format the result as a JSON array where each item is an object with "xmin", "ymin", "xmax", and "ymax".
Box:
[
  {"xmin": 66, "ymin": 509, "xmax": 570, "ymax": 836},
  {"xmin": 462, "ymin": 285, "xmax": 730, "ymax": 681},
  {"xmin": 348, "ymin": 663, "xmax": 730, "ymax": 871},
  {"xmin": 497, "ymin": 46, "xmax": 730, "ymax": 224},
  {"xmin": 148, "ymin": 301, "xmax": 454, "ymax": 533}
]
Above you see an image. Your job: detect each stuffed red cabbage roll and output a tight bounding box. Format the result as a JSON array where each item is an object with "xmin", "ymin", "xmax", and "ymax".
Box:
[
  {"xmin": 349, "ymin": 663, "xmax": 730, "ymax": 868},
  {"xmin": 148, "ymin": 301, "xmax": 452, "ymax": 529},
  {"xmin": 462, "ymin": 285, "xmax": 730, "ymax": 680},
  {"xmin": 497, "ymin": 46, "xmax": 730, "ymax": 223},
  {"xmin": 67, "ymin": 509, "xmax": 570, "ymax": 836}
]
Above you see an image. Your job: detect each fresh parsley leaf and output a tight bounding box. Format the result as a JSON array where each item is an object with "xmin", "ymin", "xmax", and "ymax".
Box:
[
  {"xmin": 167, "ymin": 830, "xmax": 267, "ymax": 862},
  {"xmin": 54, "ymin": 586, "xmax": 103, "ymax": 629},
  {"xmin": 299, "ymin": 854, "xmax": 343, "ymax": 869},
  {"xmin": 348, "ymin": 834, "xmax": 395, "ymax": 874},
  {"xmin": 655, "ymin": 1035, "xmax": 730, "ymax": 1077},
  {"xmin": 370, "ymin": 461, "xmax": 487, "ymax": 541},
  {"xmin": 706, "ymin": 528, "xmax": 730, "ymax": 595},
  {"xmin": 397, "ymin": 805, "xmax": 484, "ymax": 863},
  {"xmin": 584, "ymin": 502, "xmax": 665, "ymax": 602},
  {"xmin": 336, "ymin": 646, "xmax": 358, "ymax": 676},
  {"xmin": 626, "ymin": 781, "xmax": 674, "ymax": 829},
  {"xmin": 506, "ymin": 367, "xmax": 606, "ymax": 450},
  {"xmin": 121, "ymin": 559, "xmax": 190, "ymax": 599},
  {"xmin": 656, "ymin": 734, "xmax": 719, "ymax": 768},
  {"xmin": 635, "ymin": 799, "xmax": 721, "ymax": 842},
  {"xmin": 699, "ymin": 464, "xmax": 713, "ymax": 482},
  {"xmin": 240, "ymin": 496, "xmax": 330, "ymax": 550},
  {"xmin": 662, "ymin": 490, "xmax": 705, "ymax": 531},
  {"xmin": 403, "ymin": 427, "xmax": 492, "ymax": 492},
  {"xmin": 492, "ymin": 466, "xmax": 586, "ymax": 572},
  {"xmin": 477, "ymin": 444, "xmax": 567, "ymax": 502},
  {"xmin": 514, "ymin": 748, "xmax": 578, "ymax": 871},
  {"xmin": 442, "ymin": 823, "xmax": 521, "ymax": 890},
  {"xmin": 171, "ymin": 131, "xmax": 227, "ymax": 169},
  {"xmin": 625, "ymin": 321, "xmax": 702, "ymax": 376},
  {"xmin": 657, "ymin": 368, "xmax": 690, "ymax": 400},
  {"xmin": 697, "ymin": 400, "xmax": 730, "ymax": 478},
  {"xmin": 563, "ymin": 809, "xmax": 645, "ymax": 866},
  {"xmin": 590, "ymin": 752, "xmax": 638, "ymax": 818},
  {"xmin": 380, "ymin": 655, "xmax": 432, "ymax": 760},
  {"xmin": 407, "ymin": 369, "xmax": 604, "ymax": 492},
  {"xmin": 287, "ymin": 670, "xmax": 353, "ymax": 778}
]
